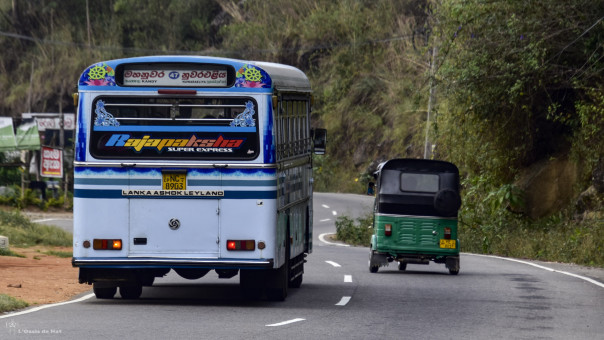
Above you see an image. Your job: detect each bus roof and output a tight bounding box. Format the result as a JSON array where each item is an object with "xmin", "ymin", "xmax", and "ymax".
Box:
[{"xmin": 78, "ymin": 55, "xmax": 311, "ymax": 93}]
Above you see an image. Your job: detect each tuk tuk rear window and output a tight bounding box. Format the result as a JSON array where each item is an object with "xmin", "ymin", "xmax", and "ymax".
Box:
[{"xmin": 400, "ymin": 173, "xmax": 439, "ymax": 193}]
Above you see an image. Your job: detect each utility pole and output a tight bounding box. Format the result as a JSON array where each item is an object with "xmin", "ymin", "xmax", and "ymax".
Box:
[
  {"xmin": 59, "ymin": 84, "xmax": 67, "ymax": 208},
  {"xmin": 423, "ymin": 44, "xmax": 438, "ymax": 159}
]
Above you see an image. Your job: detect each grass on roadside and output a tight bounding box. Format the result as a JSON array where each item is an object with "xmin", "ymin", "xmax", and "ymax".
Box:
[
  {"xmin": 0, "ymin": 247, "xmax": 25, "ymax": 258},
  {"xmin": 0, "ymin": 294, "xmax": 29, "ymax": 313},
  {"xmin": 0, "ymin": 210, "xmax": 72, "ymax": 248},
  {"xmin": 42, "ymin": 250, "xmax": 72, "ymax": 258}
]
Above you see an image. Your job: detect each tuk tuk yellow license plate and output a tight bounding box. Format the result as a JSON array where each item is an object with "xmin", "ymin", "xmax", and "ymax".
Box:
[
  {"xmin": 439, "ymin": 239, "xmax": 456, "ymax": 249},
  {"xmin": 162, "ymin": 173, "xmax": 186, "ymax": 190}
]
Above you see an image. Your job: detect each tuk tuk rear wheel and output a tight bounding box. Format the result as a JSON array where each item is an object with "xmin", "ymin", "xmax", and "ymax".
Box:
[
  {"xmin": 369, "ymin": 250, "xmax": 379, "ymax": 273},
  {"xmin": 446, "ymin": 256, "xmax": 460, "ymax": 275}
]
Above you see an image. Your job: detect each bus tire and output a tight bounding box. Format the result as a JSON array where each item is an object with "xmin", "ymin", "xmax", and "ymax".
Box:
[
  {"xmin": 240, "ymin": 270, "xmax": 264, "ymax": 300},
  {"xmin": 398, "ymin": 262, "xmax": 407, "ymax": 271},
  {"xmin": 93, "ymin": 284, "xmax": 116, "ymax": 299},
  {"xmin": 266, "ymin": 264, "xmax": 288, "ymax": 301},
  {"xmin": 267, "ymin": 225, "xmax": 290, "ymax": 301},
  {"xmin": 119, "ymin": 285, "xmax": 143, "ymax": 299}
]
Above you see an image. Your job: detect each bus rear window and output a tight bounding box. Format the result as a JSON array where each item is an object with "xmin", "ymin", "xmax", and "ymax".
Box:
[{"xmin": 89, "ymin": 97, "xmax": 259, "ymax": 160}]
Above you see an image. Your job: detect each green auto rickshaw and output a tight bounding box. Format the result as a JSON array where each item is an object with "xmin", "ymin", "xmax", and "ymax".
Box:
[{"xmin": 369, "ymin": 159, "xmax": 462, "ymax": 275}]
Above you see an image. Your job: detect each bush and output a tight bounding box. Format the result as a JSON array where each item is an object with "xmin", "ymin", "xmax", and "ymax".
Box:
[{"xmin": 335, "ymin": 213, "xmax": 373, "ymax": 246}]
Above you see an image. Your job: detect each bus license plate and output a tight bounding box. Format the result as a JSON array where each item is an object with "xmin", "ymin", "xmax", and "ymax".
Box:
[
  {"xmin": 162, "ymin": 173, "xmax": 186, "ymax": 190},
  {"xmin": 439, "ymin": 239, "xmax": 456, "ymax": 249}
]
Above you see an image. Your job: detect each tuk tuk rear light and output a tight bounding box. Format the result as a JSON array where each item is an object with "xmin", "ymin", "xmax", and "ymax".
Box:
[
  {"xmin": 384, "ymin": 224, "xmax": 392, "ymax": 236},
  {"xmin": 444, "ymin": 227, "xmax": 452, "ymax": 240}
]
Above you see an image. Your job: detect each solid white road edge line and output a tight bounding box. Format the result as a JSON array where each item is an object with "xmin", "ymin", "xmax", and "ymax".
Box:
[
  {"xmin": 336, "ymin": 296, "xmax": 351, "ymax": 306},
  {"xmin": 344, "ymin": 275, "xmax": 352, "ymax": 283},
  {"xmin": 266, "ymin": 318, "xmax": 306, "ymax": 327},
  {"xmin": 0, "ymin": 293, "xmax": 95, "ymax": 319},
  {"xmin": 32, "ymin": 218, "xmax": 63, "ymax": 223},
  {"xmin": 467, "ymin": 253, "xmax": 604, "ymax": 289},
  {"xmin": 318, "ymin": 233, "xmax": 350, "ymax": 247},
  {"xmin": 325, "ymin": 261, "xmax": 341, "ymax": 267}
]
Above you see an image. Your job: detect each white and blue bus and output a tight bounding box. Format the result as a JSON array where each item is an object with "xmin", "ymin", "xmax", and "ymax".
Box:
[{"xmin": 72, "ymin": 56, "xmax": 325, "ymax": 300}]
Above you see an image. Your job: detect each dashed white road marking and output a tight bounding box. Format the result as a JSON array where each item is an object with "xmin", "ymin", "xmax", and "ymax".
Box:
[
  {"xmin": 322, "ymin": 204, "xmax": 330, "ymax": 209},
  {"xmin": 468, "ymin": 253, "xmax": 604, "ymax": 289},
  {"xmin": 0, "ymin": 293, "xmax": 95, "ymax": 319},
  {"xmin": 266, "ymin": 318, "xmax": 305, "ymax": 327},
  {"xmin": 336, "ymin": 296, "xmax": 351, "ymax": 306},
  {"xmin": 318, "ymin": 233, "xmax": 350, "ymax": 247},
  {"xmin": 320, "ymin": 218, "xmax": 331, "ymax": 222},
  {"xmin": 325, "ymin": 261, "xmax": 341, "ymax": 268},
  {"xmin": 344, "ymin": 275, "xmax": 352, "ymax": 283},
  {"xmin": 332, "ymin": 210, "xmax": 337, "ymax": 216}
]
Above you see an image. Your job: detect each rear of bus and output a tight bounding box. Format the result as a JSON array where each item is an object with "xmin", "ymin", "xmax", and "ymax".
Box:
[{"xmin": 72, "ymin": 56, "xmax": 309, "ymax": 300}]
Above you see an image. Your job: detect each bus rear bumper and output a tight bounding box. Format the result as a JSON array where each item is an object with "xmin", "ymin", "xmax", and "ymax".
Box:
[{"xmin": 72, "ymin": 257, "xmax": 273, "ymax": 269}]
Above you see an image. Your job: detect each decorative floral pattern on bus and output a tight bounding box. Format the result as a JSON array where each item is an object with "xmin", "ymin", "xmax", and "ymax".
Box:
[
  {"xmin": 80, "ymin": 62, "xmax": 116, "ymax": 86},
  {"xmin": 234, "ymin": 64, "xmax": 271, "ymax": 88},
  {"xmin": 94, "ymin": 100, "xmax": 120, "ymax": 127},
  {"xmin": 230, "ymin": 101, "xmax": 256, "ymax": 127}
]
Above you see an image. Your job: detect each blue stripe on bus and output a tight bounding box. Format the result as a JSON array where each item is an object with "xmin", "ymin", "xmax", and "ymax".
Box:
[
  {"xmin": 74, "ymin": 178, "xmax": 161, "ymax": 186},
  {"xmin": 74, "ymin": 189, "xmax": 277, "ymax": 199},
  {"xmin": 93, "ymin": 126, "xmax": 256, "ymax": 132},
  {"xmin": 74, "ymin": 179, "xmax": 275, "ymax": 186},
  {"xmin": 74, "ymin": 178, "xmax": 275, "ymax": 187},
  {"xmin": 75, "ymin": 167, "xmax": 276, "ymax": 176}
]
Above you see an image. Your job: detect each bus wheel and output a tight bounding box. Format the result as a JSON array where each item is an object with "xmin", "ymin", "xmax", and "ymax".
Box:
[
  {"xmin": 120, "ymin": 285, "xmax": 143, "ymax": 299},
  {"xmin": 398, "ymin": 262, "xmax": 407, "ymax": 271},
  {"xmin": 369, "ymin": 250, "xmax": 379, "ymax": 273},
  {"xmin": 93, "ymin": 284, "xmax": 116, "ymax": 299},
  {"xmin": 266, "ymin": 263, "xmax": 288, "ymax": 301},
  {"xmin": 240, "ymin": 270, "xmax": 264, "ymax": 300},
  {"xmin": 267, "ymin": 227, "xmax": 290, "ymax": 301}
]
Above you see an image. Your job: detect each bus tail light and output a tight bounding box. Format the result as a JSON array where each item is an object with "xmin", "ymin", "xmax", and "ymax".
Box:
[
  {"xmin": 384, "ymin": 224, "xmax": 392, "ymax": 237},
  {"xmin": 227, "ymin": 240, "xmax": 255, "ymax": 251},
  {"xmin": 444, "ymin": 227, "xmax": 452, "ymax": 240},
  {"xmin": 93, "ymin": 239, "xmax": 122, "ymax": 250}
]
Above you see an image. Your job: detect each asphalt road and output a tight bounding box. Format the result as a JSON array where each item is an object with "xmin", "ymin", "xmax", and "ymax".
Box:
[{"xmin": 6, "ymin": 192, "xmax": 603, "ymax": 339}]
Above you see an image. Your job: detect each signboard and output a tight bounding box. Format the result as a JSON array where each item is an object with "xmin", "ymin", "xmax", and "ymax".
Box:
[
  {"xmin": 15, "ymin": 121, "xmax": 40, "ymax": 150},
  {"xmin": 40, "ymin": 146, "xmax": 63, "ymax": 178},
  {"xmin": 0, "ymin": 117, "xmax": 16, "ymax": 151},
  {"xmin": 122, "ymin": 68, "xmax": 228, "ymax": 87},
  {"xmin": 35, "ymin": 114, "xmax": 75, "ymax": 131}
]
